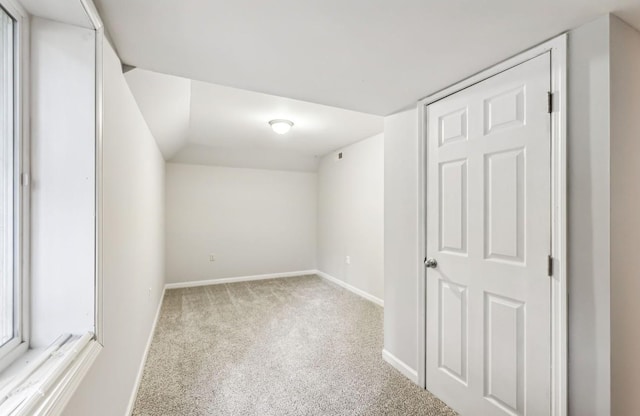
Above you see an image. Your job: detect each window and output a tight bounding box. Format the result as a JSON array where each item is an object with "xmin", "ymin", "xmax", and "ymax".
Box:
[
  {"xmin": 0, "ymin": 3, "xmax": 21, "ymax": 364},
  {"xmin": 0, "ymin": 1, "xmax": 104, "ymax": 411}
]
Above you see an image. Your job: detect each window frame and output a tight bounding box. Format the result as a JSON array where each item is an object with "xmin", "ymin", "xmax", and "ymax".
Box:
[{"xmin": 0, "ymin": 0, "xmax": 29, "ymax": 373}]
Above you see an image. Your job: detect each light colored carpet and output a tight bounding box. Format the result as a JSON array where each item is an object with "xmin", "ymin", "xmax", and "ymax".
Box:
[{"xmin": 132, "ymin": 275, "xmax": 457, "ymax": 415}]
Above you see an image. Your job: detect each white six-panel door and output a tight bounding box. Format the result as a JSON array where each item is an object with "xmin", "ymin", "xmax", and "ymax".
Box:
[{"xmin": 426, "ymin": 52, "xmax": 551, "ymax": 416}]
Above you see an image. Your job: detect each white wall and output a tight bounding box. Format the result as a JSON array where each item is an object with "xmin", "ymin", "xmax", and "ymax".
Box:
[
  {"xmin": 610, "ymin": 15, "xmax": 640, "ymax": 416},
  {"xmin": 165, "ymin": 163, "xmax": 316, "ymax": 283},
  {"xmin": 63, "ymin": 40, "xmax": 165, "ymax": 416},
  {"xmin": 382, "ymin": 108, "xmax": 419, "ymax": 371},
  {"xmin": 30, "ymin": 17, "xmax": 95, "ymax": 348},
  {"xmin": 567, "ymin": 15, "xmax": 611, "ymax": 416},
  {"xmin": 382, "ymin": 15, "xmax": 616, "ymax": 415},
  {"xmin": 317, "ymin": 133, "xmax": 384, "ymax": 301}
]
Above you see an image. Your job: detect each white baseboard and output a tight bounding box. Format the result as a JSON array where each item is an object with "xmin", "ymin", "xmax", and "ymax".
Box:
[
  {"xmin": 164, "ymin": 270, "xmax": 317, "ymax": 289},
  {"xmin": 165, "ymin": 271, "xmax": 384, "ymax": 311},
  {"xmin": 382, "ymin": 349, "xmax": 419, "ymax": 385},
  {"xmin": 314, "ymin": 270, "xmax": 384, "ymax": 307},
  {"xmin": 125, "ymin": 286, "xmax": 166, "ymax": 416}
]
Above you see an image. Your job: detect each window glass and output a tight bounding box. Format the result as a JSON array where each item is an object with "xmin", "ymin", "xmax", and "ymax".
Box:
[{"xmin": 0, "ymin": 5, "xmax": 14, "ymax": 349}]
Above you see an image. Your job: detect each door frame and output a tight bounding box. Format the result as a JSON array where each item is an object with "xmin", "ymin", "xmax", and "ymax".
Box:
[{"xmin": 416, "ymin": 34, "xmax": 567, "ymax": 416}]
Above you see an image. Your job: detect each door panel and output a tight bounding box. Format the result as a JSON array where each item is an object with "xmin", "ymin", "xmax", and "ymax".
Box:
[
  {"xmin": 426, "ymin": 52, "xmax": 551, "ymax": 416},
  {"xmin": 484, "ymin": 292, "xmax": 525, "ymax": 414},
  {"xmin": 483, "ymin": 86, "xmax": 526, "ymax": 135},
  {"xmin": 439, "ymin": 108, "xmax": 468, "ymax": 146},
  {"xmin": 438, "ymin": 279, "xmax": 468, "ymax": 384},
  {"xmin": 484, "ymin": 148, "xmax": 525, "ymax": 263},
  {"xmin": 440, "ymin": 159, "xmax": 467, "ymax": 254}
]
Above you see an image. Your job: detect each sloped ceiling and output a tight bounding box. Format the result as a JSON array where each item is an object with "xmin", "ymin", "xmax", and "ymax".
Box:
[
  {"xmin": 97, "ymin": 0, "xmax": 640, "ymax": 115},
  {"xmin": 125, "ymin": 69, "xmax": 383, "ymax": 171},
  {"xmin": 125, "ymin": 70, "xmax": 191, "ymax": 159}
]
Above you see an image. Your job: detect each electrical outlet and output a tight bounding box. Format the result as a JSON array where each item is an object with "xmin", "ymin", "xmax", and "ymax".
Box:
[
  {"xmin": 345, "ymin": 256, "xmax": 351, "ymax": 265},
  {"xmin": 148, "ymin": 287, "xmax": 152, "ymax": 298},
  {"xmin": 209, "ymin": 254, "xmax": 216, "ymax": 262}
]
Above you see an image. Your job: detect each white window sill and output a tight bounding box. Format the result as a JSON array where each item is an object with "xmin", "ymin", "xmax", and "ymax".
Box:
[{"xmin": 0, "ymin": 332, "xmax": 101, "ymax": 415}]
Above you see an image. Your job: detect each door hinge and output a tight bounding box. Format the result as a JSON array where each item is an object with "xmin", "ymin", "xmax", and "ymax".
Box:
[
  {"xmin": 547, "ymin": 92, "xmax": 554, "ymax": 114},
  {"xmin": 547, "ymin": 255, "xmax": 553, "ymax": 277}
]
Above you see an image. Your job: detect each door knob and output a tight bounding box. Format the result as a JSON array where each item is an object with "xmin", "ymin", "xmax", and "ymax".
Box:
[{"xmin": 425, "ymin": 258, "xmax": 438, "ymax": 268}]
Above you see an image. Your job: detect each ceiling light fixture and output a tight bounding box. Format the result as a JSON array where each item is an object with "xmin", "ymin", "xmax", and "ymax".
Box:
[{"xmin": 269, "ymin": 119, "xmax": 294, "ymax": 135}]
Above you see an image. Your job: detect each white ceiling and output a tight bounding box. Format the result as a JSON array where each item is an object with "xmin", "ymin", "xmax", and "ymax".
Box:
[
  {"xmin": 125, "ymin": 69, "xmax": 383, "ymax": 171},
  {"xmin": 96, "ymin": 0, "xmax": 640, "ymax": 115},
  {"xmin": 125, "ymin": 69, "xmax": 191, "ymax": 157}
]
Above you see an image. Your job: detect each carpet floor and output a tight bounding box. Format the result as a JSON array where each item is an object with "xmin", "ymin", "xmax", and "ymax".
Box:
[{"xmin": 132, "ymin": 275, "xmax": 457, "ymax": 415}]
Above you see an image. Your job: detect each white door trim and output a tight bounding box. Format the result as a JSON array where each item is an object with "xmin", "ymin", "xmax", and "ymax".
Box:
[{"xmin": 416, "ymin": 34, "xmax": 567, "ymax": 416}]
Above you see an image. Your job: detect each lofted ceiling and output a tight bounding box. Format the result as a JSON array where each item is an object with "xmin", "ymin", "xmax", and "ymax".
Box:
[
  {"xmin": 96, "ymin": 0, "xmax": 640, "ymax": 115},
  {"xmin": 125, "ymin": 69, "xmax": 191, "ymax": 158},
  {"xmin": 125, "ymin": 69, "xmax": 383, "ymax": 171}
]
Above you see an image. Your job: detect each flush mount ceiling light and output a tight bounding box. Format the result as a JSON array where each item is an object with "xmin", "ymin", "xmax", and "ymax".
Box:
[{"xmin": 269, "ymin": 119, "xmax": 294, "ymax": 135}]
